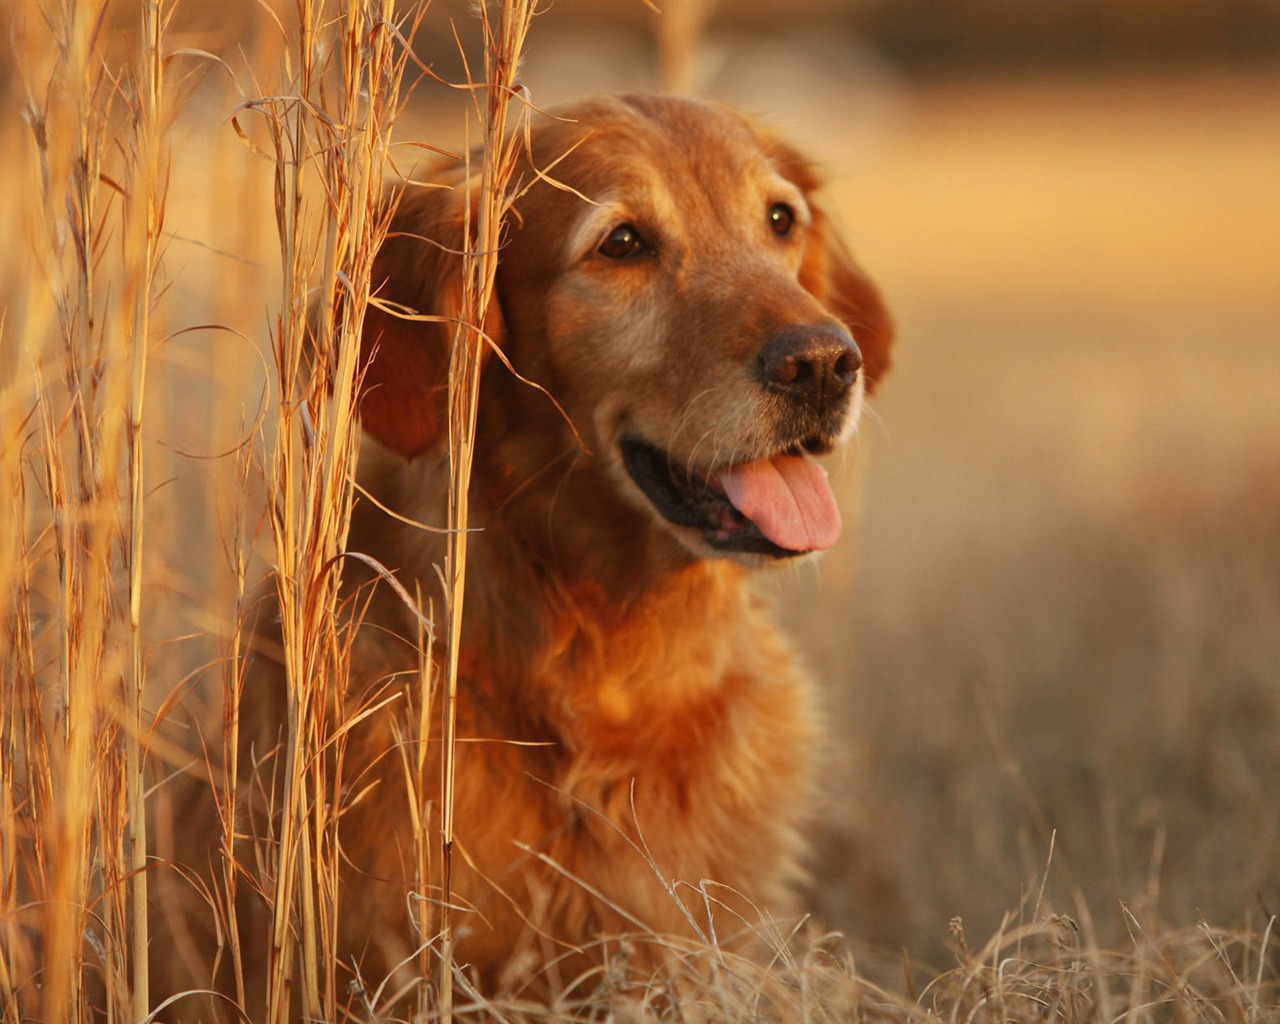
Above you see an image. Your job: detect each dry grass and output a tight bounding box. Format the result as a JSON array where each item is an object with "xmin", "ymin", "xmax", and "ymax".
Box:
[
  {"xmin": 242, "ymin": 3, "xmax": 424, "ymax": 1018},
  {"xmin": 1, "ymin": 1, "xmax": 1278, "ymax": 1022}
]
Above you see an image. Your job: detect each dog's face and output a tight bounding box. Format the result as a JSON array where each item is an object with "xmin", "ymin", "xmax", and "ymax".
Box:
[{"xmin": 358, "ymin": 95, "xmax": 892, "ymax": 564}]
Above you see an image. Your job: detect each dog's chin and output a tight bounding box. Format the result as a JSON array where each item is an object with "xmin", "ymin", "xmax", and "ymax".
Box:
[
  {"xmin": 618, "ymin": 437, "xmax": 838, "ymax": 564},
  {"xmin": 681, "ymin": 527, "xmax": 817, "ymax": 569}
]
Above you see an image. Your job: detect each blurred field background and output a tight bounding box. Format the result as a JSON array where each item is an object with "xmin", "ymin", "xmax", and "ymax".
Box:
[
  {"xmin": 2, "ymin": 0, "xmax": 1278, "ymax": 1019},
  {"xmin": 804, "ymin": 62, "xmax": 1280, "ymax": 962}
]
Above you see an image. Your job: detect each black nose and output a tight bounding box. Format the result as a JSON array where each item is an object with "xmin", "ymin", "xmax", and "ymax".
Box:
[{"xmin": 757, "ymin": 325, "xmax": 863, "ymax": 403}]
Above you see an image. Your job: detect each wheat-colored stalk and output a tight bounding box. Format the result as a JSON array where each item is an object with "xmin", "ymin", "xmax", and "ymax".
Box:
[
  {"xmin": 439, "ymin": 4, "xmax": 537, "ymax": 1021},
  {"xmin": 655, "ymin": 0, "xmax": 716, "ymax": 94},
  {"xmin": 234, "ymin": 2, "xmax": 420, "ymax": 1019},
  {"xmin": 1, "ymin": 1, "xmax": 177, "ymax": 1017},
  {"xmin": 120, "ymin": 3, "xmax": 173, "ymax": 1015}
]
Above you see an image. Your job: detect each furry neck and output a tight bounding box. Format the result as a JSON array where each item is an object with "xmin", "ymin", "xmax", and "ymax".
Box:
[{"xmin": 350, "ymin": 433, "xmax": 759, "ymax": 726}]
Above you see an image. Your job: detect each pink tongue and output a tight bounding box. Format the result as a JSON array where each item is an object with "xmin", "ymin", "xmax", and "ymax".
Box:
[{"xmin": 716, "ymin": 454, "xmax": 842, "ymax": 552}]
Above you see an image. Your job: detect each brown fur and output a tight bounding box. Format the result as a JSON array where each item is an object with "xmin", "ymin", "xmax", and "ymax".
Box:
[{"xmin": 172, "ymin": 94, "xmax": 892, "ymax": 1008}]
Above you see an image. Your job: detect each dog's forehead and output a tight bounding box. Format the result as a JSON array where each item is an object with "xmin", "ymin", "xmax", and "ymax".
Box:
[{"xmin": 533, "ymin": 96, "xmax": 790, "ymax": 200}]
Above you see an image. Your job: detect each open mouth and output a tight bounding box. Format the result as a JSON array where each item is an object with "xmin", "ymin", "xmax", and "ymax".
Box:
[{"xmin": 620, "ymin": 436, "xmax": 843, "ymax": 558}]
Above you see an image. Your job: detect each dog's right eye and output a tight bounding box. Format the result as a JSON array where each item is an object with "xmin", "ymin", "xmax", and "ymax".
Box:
[{"xmin": 598, "ymin": 224, "xmax": 648, "ymax": 260}]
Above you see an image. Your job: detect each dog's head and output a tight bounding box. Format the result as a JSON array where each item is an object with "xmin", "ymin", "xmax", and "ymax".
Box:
[{"xmin": 358, "ymin": 94, "xmax": 892, "ymax": 563}]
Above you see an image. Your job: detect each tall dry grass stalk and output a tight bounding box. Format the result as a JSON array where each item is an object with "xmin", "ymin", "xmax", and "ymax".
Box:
[
  {"xmin": 1, "ymin": 1, "xmax": 175, "ymax": 1019},
  {"xmin": 438, "ymin": 2, "xmax": 536, "ymax": 1019},
  {"xmin": 233, "ymin": 2, "xmax": 423, "ymax": 1020},
  {"xmin": 120, "ymin": 3, "xmax": 171, "ymax": 1016},
  {"xmin": 655, "ymin": 0, "xmax": 716, "ymax": 94}
]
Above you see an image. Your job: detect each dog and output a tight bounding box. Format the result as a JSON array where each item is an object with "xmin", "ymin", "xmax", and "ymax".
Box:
[{"xmin": 179, "ymin": 93, "xmax": 892, "ymax": 1009}]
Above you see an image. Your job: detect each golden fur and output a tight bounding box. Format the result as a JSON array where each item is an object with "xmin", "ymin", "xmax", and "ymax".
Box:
[{"xmin": 169, "ymin": 93, "xmax": 892, "ymax": 1008}]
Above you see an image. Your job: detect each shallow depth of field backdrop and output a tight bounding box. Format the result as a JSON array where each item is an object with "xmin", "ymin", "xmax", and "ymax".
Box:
[{"xmin": 2, "ymin": 0, "xmax": 1279, "ymax": 1017}]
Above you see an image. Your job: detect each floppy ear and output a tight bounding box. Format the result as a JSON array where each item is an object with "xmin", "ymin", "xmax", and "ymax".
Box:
[
  {"xmin": 357, "ymin": 175, "xmax": 506, "ymax": 458},
  {"xmin": 766, "ymin": 139, "xmax": 894, "ymax": 392}
]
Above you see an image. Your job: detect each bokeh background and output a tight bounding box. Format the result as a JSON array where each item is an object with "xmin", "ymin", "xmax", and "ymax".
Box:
[{"xmin": 5, "ymin": 0, "xmax": 1279, "ymax": 981}]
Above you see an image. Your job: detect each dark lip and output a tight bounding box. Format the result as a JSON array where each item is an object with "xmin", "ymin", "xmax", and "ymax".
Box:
[{"xmin": 618, "ymin": 436, "xmax": 831, "ymax": 559}]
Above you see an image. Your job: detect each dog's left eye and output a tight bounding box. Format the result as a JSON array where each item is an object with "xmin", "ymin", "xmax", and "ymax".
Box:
[
  {"xmin": 598, "ymin": 224, "xmax": 649, "ymax": 259},
  {"xmin": 768, "ymin": 203, "xmax": 795, "ymax": 237}
]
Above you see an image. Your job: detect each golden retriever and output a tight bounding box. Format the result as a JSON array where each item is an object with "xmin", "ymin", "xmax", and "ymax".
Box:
[{"xmin": 175, "ymin": 93, "xmax": 892, "ymax": 1008}]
